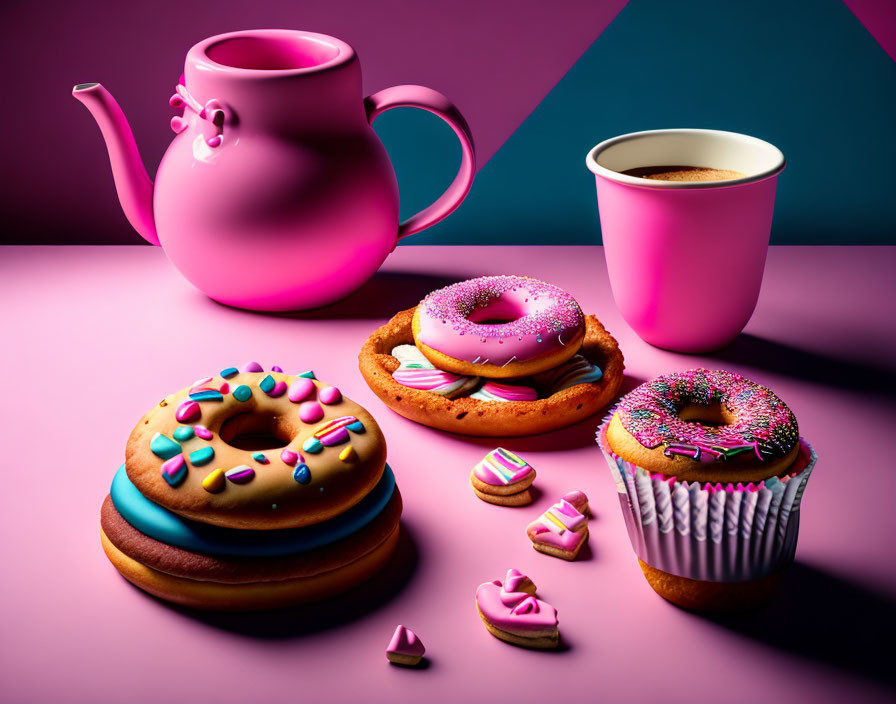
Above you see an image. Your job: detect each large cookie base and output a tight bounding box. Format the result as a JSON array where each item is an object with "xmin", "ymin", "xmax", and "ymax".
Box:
[
  {"xmin": 359, "ymin": 308, "xmax": 624, "ymax": 437},
  {"xmin": 100, "ymin": 527, "xmax": 400, "ymax": 611}
]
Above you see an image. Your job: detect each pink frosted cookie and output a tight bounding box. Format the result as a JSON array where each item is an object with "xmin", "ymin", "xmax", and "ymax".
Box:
[
  {"xmin": 470, "ymin": 448, "xmax": 536, "ymax": 506},
  {"xmin": 386, "ymin": 625, "xmax": 425, "ymax": 666},
  {"xmin": 475, "ymin": 568, "xmax": 559, "ymax": 649},
  {"xmin": 526, "ymin": 491, "xmax": 590, "ymax": 561}
]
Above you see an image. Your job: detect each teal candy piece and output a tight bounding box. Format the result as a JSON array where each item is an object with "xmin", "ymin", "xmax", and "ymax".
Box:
[
  {"xmin": 252, "ymin": 452, "xmax": 268, "ymax": 463},
  {"xmin": 109, "ymin": 464, "xmax": 396, "ymax": 557},
  {"xmin": 298, "ymin": 371, "xmax": 316, "ymax": 379},
  {"xmin": 346, "ymin": 421, "xmax": 366, "ymax": 433},
  {"xmin": 189, "ymin": 446, "xmax": 215, "ymax": 466},
  {"xmin": 293, "ymin": 464, "xmax": 311, "ymax": 484},
  {"xmin": 162, "ymin": 462, "xmax": 187, "ymax": 487},
  {"xmin": 173, "ymin": 426, "xmax": 195, "ymax": 442},
  {"xmin": 190, "ymin": 389, "xmax": 223, "ymax": 402},
  {"xmin": 303, "ymin": 437, "xmax": 323, "ymax": 454},
  {"xmin": 260, "ymin": 375, "xmax": 276, "ymax": 393},
  {"xmin": 150, "ymin": 433, "xmax": 181, "ymax": 460},
  {"xmin": 233, "ymin": 385, "xmax": 252, "ymax": 402},
  {"xmin": 220, "ymin": 367, "xmax": 239, "ymax": 379}
]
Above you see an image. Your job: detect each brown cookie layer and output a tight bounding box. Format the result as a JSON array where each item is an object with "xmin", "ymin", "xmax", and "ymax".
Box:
[
  {"xmin": 101, "ymin": 526, "xmax": 400, "ymax": 611},
  {"xmin": 359, "ymin": 308, "xmax": 624, "ymax": 436},
  {"xmin": 100, "ymin": 487, "xmax": 401, "ymax": 584}
]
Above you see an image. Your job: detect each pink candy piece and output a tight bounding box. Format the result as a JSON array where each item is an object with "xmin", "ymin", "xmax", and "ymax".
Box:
[
  {"xmin": 175, "ymin": 400, "xmax": 201, "ymax": 423},
  {"xmin": 241, "ymin": 361, "xmax": 263, "ymax": 373},
  {"xmin": 319, "ymin": 427, "xmax": 349, "ymax": 446},
  {"xmin": 160, "ymin": 454, "xmax": 185, "ymax": 480},
  {"xmin": 191, "ymin": 377, "xmax": 213, "ymax": 389},
  {"xmin": 288, "ymin": 377, "xmax": 315, "ymax": 403},
  {"xmin": 299, "ymin": 401, "xmax": 324, "ymax": 424},
  {"xmin": 194, "ymin": 425, "xmax": 213, "ymax": 440},
  {"xmin": 266, "ymin": 380, "xmax": 287, "ymax": 398},
  {"xmin": 319, "ymin": 386, "xmax": 342, "ymax": 405},
  {"xmin": 219, "ymin": 382, "xmax": 230, "ymax": 394},
  {"xmin": 280, "ymin": 449, "xmax": 302, "ymax": 466},
  {"xmin": 386, "ymin": 625, "xmax": 425, "ymax": 664}
]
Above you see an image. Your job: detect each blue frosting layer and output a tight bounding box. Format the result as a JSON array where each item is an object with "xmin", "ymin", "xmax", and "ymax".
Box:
[{"xmin": 110, "ymin": 463, "xmax": 396, "ymax": 558}]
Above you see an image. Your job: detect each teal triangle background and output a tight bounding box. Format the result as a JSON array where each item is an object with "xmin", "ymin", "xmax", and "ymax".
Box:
[{"xmin": 374, "ymin": 0, "xmax": 896, "ymax": 245}]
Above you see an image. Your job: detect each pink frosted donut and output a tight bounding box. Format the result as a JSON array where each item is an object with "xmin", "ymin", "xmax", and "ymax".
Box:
[{"xmin": 411, "ymin": 275, "xmax": 585, "ymax": 379}]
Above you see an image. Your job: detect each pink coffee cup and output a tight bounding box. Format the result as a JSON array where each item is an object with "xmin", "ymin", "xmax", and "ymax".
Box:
[{"xmin": 586, "ymin": 129, "xmax": 785, "ymax": 352}]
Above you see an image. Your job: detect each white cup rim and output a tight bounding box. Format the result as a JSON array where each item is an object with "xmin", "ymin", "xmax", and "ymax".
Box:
[{"xmin": 585, "ymin": 128, "xmax": 785, "ymax": 189}]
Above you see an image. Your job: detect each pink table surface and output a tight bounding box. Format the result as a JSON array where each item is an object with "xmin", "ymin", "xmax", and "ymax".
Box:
[{"xmin": 1, "ymin": 245, "xmax": 895, "ymax": 704}]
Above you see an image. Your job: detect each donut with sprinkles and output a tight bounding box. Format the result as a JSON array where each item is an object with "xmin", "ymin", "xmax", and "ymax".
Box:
[
  {"xmin": 412, "ymin": 275, "xmax": 586, "ymax": 379},
  {"xmin": 606, "ymin": 368, "xmax": 800, "ymax": 483},
  {"xmin": 125, "ymin": 363, "xmax": 387, "ymax": 530}
]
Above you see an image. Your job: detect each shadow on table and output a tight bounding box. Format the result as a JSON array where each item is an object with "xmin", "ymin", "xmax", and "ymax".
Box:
[
  {"xmin": 159, "ymin": 521, "xmax": 421, "ymax": 639},
  {"xmin": 706, "ymin": 561, "xmax": 896, "ymax": 692},
  {"xmin": 712, "ymin": 334, "xmax": 896, "ymax": 399},
  {"xmin": 206, "ymin": 271, "xmax": 470, "ymax": 321}
]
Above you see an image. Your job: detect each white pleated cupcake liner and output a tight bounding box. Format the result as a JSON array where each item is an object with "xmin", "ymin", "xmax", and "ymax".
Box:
[{"xmin": 597, "ymin": 410, "xmax": 816, "ymax": 583}]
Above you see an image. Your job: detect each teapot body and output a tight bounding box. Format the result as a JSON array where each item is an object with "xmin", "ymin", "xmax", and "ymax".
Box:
[{"xmin": 154, "ymin": 30, "xmax": 399, "ymax": 311}]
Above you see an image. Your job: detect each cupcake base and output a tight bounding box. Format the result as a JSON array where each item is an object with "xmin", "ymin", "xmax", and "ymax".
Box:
[{"xmin": 638, "ymin": 558, "xmax": 785, "ymax": 612}]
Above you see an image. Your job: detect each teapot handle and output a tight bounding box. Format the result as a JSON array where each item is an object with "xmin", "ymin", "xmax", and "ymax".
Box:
[{"xmin": 365, "ymin": 85, "xmax": 475, "ymax": 241}]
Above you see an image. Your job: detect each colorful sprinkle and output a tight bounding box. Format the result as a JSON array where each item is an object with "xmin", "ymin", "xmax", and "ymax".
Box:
[
  {"xmin": 189, "ymin": 446, "xmax": 215, "ymax": 466},
  {"xmin": 189, "ymin": 389, "xmax": 223, "ymax": 402},
  {"xmin": 347, "ymin": 421, "xmax": 366, "ymax": 433},
  {"xmin": 219, "ymin": 382, "xmax": 230, "ymax": 394},
  {"xmin": 260, "ymin": 375, "xmax": 276, "ymax": 393},
  {"xmin": 298, "ymin": 370, "xmax": 316, "ymax": 379},
  {"xmin": 241, "ymin": 361, "xmax": 264, "ymax": 373},
  {"xmin": 280, "ymin": 449, "xmax": 300, "ymax": 465},
  {"xmin": 233, "ymin": 385, "xmax": 252, "ymax": 402},
  {"xmin": 268, "ymin": 380, "xmax": 287, "ymax": 397},
  {"xmin": 288, "ymin": 378, "xmax": 314, "ymax": 402},
  {"xmin": 220, "ymin": 367, "xmax": 239, "ymax": 379},
  {"xmin": 175, "ymin": 400, "xmax": 201, "ymax": 423},
  {"xmin": 173, "ymin": 426, "xmax": 195, "ymax": 442},
  {"xmin": 194, "ymin": 425, "xmax": 213, "ymax": 440},
  {"xmin": 191, "ymin": 376, "xmax": 213, "ymax": 389},
  {"xmin": 202, "ymin": 468, "xmax": 225, "ymax": 493},
  {"xmin": 303, "ymin": 437, "xmax": 323, "ymax": 454},
  {"xmin": 293, "ymin": 464, "xmax": 311, "ymax": 484},
  {"xmin": 150, "ymin": 433, "xmax": 181, "ymax": 460},
  {"xmin": 299, "ymin": 401, "xmax": 324, "ymax": 423},
  {"xmin": 252, "ymin": 452, "xmax": 269, "ymax": 464},
  {"xmin": 339, "ymin": 445, "xmax": 356, "ymax": 462},
  {"xmin": 271, "ymin": 365, "xmax": 283, "ymax": 373},
  {"xmin": 313, "ymin": 416, "xmax": 363, "ymax": 441},
  {"xmin": 225, "ymin": 465, "xmax": 255, "ymax": 484},
  {"xmin": 161, "ymin": 455, "xmax": 187, "ymax": 486},
  {"xmin": 319, "ymin": 386, "xmax": 342, "ymax": 405}
]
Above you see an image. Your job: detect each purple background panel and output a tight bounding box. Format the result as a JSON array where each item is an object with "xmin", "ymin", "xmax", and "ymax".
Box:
[
  {"xmin": 843, "ymin": 0, "xmax": 896, "ymax": 61},
  {"xmin": 0, "ymin": 0, "xmax": 626, "ymax": 245},
  {"xmin": 1, "ymin": 244, "xmax": 895, "ymax": 703}
]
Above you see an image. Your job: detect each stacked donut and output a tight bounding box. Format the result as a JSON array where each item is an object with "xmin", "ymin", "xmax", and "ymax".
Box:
[
  {"xmin": 100, "ymin": 362, "xmax": 401, "ymax": 611},
  {"xmin": 360, "ymin": 275, "xmax": 624, "ymax": 436}
]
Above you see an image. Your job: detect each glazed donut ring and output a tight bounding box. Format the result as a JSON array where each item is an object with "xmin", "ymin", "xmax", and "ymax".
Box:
[
  {"xmin": 412, "ymin": 275, "xmax": 585, "ymax": 379},
  {"xmin": 606, "ymin": 368, "xmax": 800, "ymax": 483},
  {"xmin": 126, "ymin": 365, "xmax": 387, "ymax": 530},
  {"xmin": 360, "ymin": 308, "xmax": 624, "ymax": 436}
]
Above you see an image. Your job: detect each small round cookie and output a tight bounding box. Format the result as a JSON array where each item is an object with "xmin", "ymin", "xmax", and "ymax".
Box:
[
  {"xmin": 470, "ymin": 448, "xmax": 535, "ymax": 506},
  {"xmin": 412, "ymin": 276, "xmax": 585, "ymax": 379},
  {"xmin": 360, "ymin": 309, "xmax": 624, "ymax": 436},
  {"xmin": 126, "ymin": 364, "xmax": 387, "ymax": 530},
  {"xmin": 606, "ymin": 368, "xmax": 800, "ymax": 483}
]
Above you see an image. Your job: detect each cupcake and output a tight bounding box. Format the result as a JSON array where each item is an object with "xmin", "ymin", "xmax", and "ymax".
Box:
[{"xmin": 597, "ymin": 369, "xmax": 815, "ymax": 612}]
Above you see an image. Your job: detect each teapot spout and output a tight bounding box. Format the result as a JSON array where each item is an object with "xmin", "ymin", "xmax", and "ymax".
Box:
[{"xmin": 72, "ymin": 83, "xmax": 159, "ymax": 246}]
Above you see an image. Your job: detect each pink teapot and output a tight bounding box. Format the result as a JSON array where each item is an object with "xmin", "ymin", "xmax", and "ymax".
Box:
[{"xmin": 74, "ymin": 29, "xmax": 475, "ymax": 311}]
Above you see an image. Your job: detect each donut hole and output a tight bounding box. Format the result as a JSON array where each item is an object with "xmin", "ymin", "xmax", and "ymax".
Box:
[
  {"xmin": 678, "ymin": 402, "xmax": 734, "ymax": 427},
  {"xmin": 466, "ymin": 299, "xmax": 527, "ymax": 326},
  {"xmin": 220, "ymin": 411, "xmax": 294, "ymax": 451}
]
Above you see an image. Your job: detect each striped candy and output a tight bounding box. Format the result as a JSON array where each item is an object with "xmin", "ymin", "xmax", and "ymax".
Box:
[
  {"xmin": 473, "ymin": 448, "xmax": 534, "ymax": 486},
  {"xmin": 471, "ymin": 381, "xmax": 538, "ymax": 403}
]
